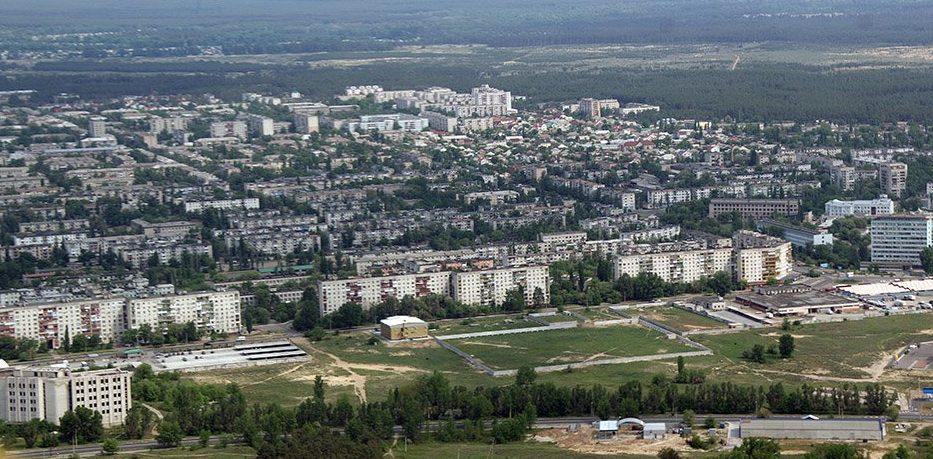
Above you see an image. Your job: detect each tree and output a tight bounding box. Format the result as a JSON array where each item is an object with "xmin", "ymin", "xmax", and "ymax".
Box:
[
  {"xmin": 727, "ymin": 438, "xmax": 781, "ymax": 459},
  {"xmin": 19, "ymin": 418, "xmax": 45, "ymax": 448},
  {"xmin": 742, "ymin": 344, "xmax": 767, "ymax": 363},
  {"xmin": 101, "ymin": 438, "xmax": 119, "ymax": 455},
  {"xmin": 156, "ymin": 420, "xmax": 183, "ymax": 447},
  {"xmin": 921, "ymin": 246, "xmax": 933, "ymax": 274},
  {"xmin": 658, "ymin": 447, "xmax": 682, "ymax": 459},
  {"xmin": 199, "ymin": 430, "xmax": 211, "ymax": 448},
  {"xmin": 502, "ymin": 288, "xmax": 526, "ymax": 312},
  {"xmin": 59, "ymin": 406, "xmax": 103, "ymax": 444},
  {"xmin": 779, "ymin": 334, "xmax": 795, "ymax": 358},
  {"xmin": 804, "ymin": 443, "xmax": 866, "ymax": 459},
  {"xmin": 682, "ymin": 409, "xmax": 696, "ymax": 427},
  {"xmin": 882, "ymin": 444, "xmax": 914, "ymax": 459},
  {"xmin": 515, "ymin": 366, "xmax": 536, "ymax": 387}
]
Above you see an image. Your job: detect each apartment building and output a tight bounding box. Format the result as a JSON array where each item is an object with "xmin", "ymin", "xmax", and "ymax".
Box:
[
  {"xmin": 131, "ymin": 219, "xmax": 198, "ymax": 239},
  {"xmin": 613, "ymin": 247, "xmax": 733, "ymax": 284},
  {"xmin": 293, "ymin": 112, "xmax": 320, "ymax": 134},
  {"xmin": 149, "ymin": 116, "xmax": 187, "ymax": 134},
  {"xmin": 115, "ymin": 242, "xmax": 213, "ymax": 269},
  {"xmin": 463, "ymin": 190, "xmax": 518, "ymax": 205},
  {"xmin": 870, "ymin": 214, "xmax": 933, "ymax": 267},
  {"xmin": 18, "ymin": 219, "xmax": 90, "ymax": 234},
  {"xmin": 424, "ymin": 111, "xmax": 458, "ymax": 132},
  {"xmin": 879, "ymin": 162, "xmax": 907, "ymax": 198},
  {"xmin": 733, "ymin": 230, "xmax": 794, "ymax": 284},
  {"xmin": 579, "ymin": 98, "xmax": 601, "ymax": 119},
  {"xmin": 0, "ymin": 298, "xmax": 125, "ymax": 349},
  {"xmin": 824, "ymin": 196, "xmax": 895, "ymax": 217},
  {"xmin": 209, "ymin": 121, "xmax": 248, "ymax": 140},
  {"xmin": 246, "ymin": 114, "xmax": 275, "ymax": 137},
  {"xmin": 183, "ymin": 198, "xmax": 260, "ymax": 213},
  {"xmin": 318, "ymin": 271, "xmax": 451, "ymax": 314},
  {"xmin": 450, "ymin": 266, "xmax": 550, "ymax": 308},
  {"xmin": 88, "ymin": 117, "xmax": 107, "ymax": 138},
  {"xmin": 708, "ymin": 198, "xmax": 800, "ymax": 219},
  {"xmin": 127, "ymin": 290, "xmax": 241, "ymax": 335},
  {"xmin": 0, "ymin": 367, "xmax": 131, "ymax": 427},
  {"xmin": 347, "ymin": 114, "xmax": 429, "ymax": 133}
]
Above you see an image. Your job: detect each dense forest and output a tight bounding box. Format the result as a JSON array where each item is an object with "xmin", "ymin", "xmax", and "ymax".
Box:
[{"xmin": 3, "ymin": 61, "xmax": 932, "ymax": 123}]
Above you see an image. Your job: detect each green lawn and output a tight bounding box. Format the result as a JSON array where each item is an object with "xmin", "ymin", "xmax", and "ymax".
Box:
[
  {"xmin": 431, "ymin": 315, "xmax": 538, "ymax": 336},
  {"xmin": 572, "ymin": 307, "xmax": 624, "ymax": 321},
  {"xmin": 639, "ymin": 306, "xmax": 726, "ymax": 332},
  {"xmin": 449, "ymin": 325, "xmax": 693, "ymax": 370},
  {"xmin": 696, "ymin": 313, "xmax": 933, "ymax": 378}
]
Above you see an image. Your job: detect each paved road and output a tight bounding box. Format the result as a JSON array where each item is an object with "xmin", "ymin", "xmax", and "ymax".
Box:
[{"xmin": 9, "ymin": 413, "xmax": 930, "ymax": 458}]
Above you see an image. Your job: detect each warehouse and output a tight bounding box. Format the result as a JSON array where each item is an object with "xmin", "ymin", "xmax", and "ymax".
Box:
[
  {"xmin": 735, "ymin": 288, "xmax": 862, "ymax": 316},
  {"xmin": 739, "ymin": 419, "xmax": 885, "ymax": 441},
  {"xmin": 380, "ymin": 315, "xmax": 429, "ymax": 340}
]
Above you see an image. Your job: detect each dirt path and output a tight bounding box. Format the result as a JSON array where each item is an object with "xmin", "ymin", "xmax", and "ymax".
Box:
[
  {"xmin": 307, "ymin": 345, "xmax": 369, "ymax": 404},
  {"xmin": 241, "ymin": 361, "xmax": 311, "ymax": 386}
]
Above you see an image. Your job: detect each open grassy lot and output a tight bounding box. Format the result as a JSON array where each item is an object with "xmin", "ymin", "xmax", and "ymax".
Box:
[
  {"xmin": 638, "ymin": 306, "xmax": 726, "ymax": 332},
  {"xmin": 573, "ymin": 307, "xmax": 624, "ymax": 321},
  {"xmin": 696, "ymin": 313, "xmax": 933, "ymax": 379},
  {"xmin": 431, "ymin": 315, "xmax": 537, "ymax": 336},
  {"xmin": 532, "ymin": 313, "xmax": 579, "ymax": 324},
  {"xmin": 449, "ymin": 325, "xmax": 693, "ymax": 370}
]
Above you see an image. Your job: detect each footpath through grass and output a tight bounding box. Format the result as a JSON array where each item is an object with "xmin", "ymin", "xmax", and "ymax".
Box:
[{"xmin": 449, "ymin": 325, "xmax": 693, "ymax": 370}]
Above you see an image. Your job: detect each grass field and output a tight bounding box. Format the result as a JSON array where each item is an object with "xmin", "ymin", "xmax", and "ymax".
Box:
[
  {"xmin": 573, "ymin": 307, "xmax": 624, "ymax": 321},
  {"xmin": 638, "ymin": 306, "xmax": 726, "ymax": 332},
  {"xmin": 696, "ymin": 314, "xmax": 933, "ymax": 379},
  {"xmin": 431, "ymin": 315, "xmax": 537, "ymax": 336},
  {"xmin": 532, "ymin": 313, "xmax": 579, "ymax": 324},
  {"xmin": 449, "ymin": 325, "xmax": 693, "ymax": 370}
]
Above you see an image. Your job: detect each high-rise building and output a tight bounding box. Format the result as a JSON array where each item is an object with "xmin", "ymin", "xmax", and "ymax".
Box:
[
  {"xmin": 870, "ymin": 214, "xmax": 933, "ymax": 267},
  {"xmin": 0, "ymin": 366, "xmax": 131, "ymax": 427},
  {"xmin": 88, "ymin": 117, "xmax": 107, "ymax": 138},
  {"xmin": 247, "ymin": 115, "xmax": 275, "ymax": 137},
  {"xmin": 879, "ymin": 162, "xmax": 907, "ymax": 198},
  {"xmin": 579, "ymin": 98, "xmax": 601, "ymax": 119},
  {"xmin": 127, "ymin": 291, "xmax": 242, "ymax": 335},
  {"xmin": 294, "ymin": 112, "xmax": 320, "ymax": 134}
]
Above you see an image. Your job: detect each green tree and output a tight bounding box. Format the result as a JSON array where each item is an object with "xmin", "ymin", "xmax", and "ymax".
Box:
[
  {"xmin": 804, "ymin": 443, "xmax": 866, "ymax": 459},
  {"xmin": 156, "ymin": 420, "xmax": 183, "ymax": 447},
  {"xmin": 921, "ymin": 247, "xmax": 933, "ymax": 274},
  {"xmin": 779, "ymin": 334, "xmax": 795, "ymax": 358},
  {"xmin": 515, "ymin": 366, "xmax": 536, "ymax": 387},
  {"xmin": 101, "ymin": 438, "xmax": 119, "ymax": 455}
]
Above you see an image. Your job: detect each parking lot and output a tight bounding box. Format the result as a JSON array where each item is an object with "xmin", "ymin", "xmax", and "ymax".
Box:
[{"xmin": 891, "ymin": 341, "xmax": 933, "ymax": 371}]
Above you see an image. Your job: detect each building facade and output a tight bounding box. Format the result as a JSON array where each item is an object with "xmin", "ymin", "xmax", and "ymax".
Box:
[
  {"xmin": 0, "ymin": 367, "xmax": 131, "ymax": 427},
  {"xmin": 870, "ymin": 215, "xmax": 933, "ymax": 267}
]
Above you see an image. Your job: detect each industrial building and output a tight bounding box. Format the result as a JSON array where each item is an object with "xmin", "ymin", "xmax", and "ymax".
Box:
[
  {"xmin": 739, "ymin": 419, "xmax": 885, "ymax": 441},
  {"xmin": 735, "ymin": 286, "xmax": 862, "ymax": 316},
  {"xmin": 756, "ymin": 219, "xmax": 833, "ymax": 247},
  {"xmin": 379, "ymin": 316, "xmax": 429, "ymax": 340}
]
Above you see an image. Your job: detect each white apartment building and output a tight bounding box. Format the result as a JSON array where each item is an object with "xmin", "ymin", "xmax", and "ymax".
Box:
[
  {"xmin": 127, "ymin": 291, "xmax": 241, "ymax": 335},
  {"xmin": 149, "ymin": 116, "xmax": 187, "ymax": 134},
  {"xmin": 733, "ymin": 231, "xmax": 794, "ymax": 284},
  {"xmin": 293, "ymin": 113, "xmax": 320, "ymax": 134},
  {"xmin": 209, "ymin": 121, "xmax": 248, "ymax": 140},
  {"xmin": 318, "ymin": 271, "xmax": 451, "ymax": 314},
  {"xmin": 13, "ymin": 233, "xmax": 87, "ymax": 247},
  {"xmin": 613, "ymin": 247, "xmax": 733, "ymax": 284},
  {"xmin": 879, "ymin": 162, "xmax": 907, "ymax": 198},
  {"xmin": 0, "ymin": 298, "xmax": 125, "ymax": 349},
  {"xmin": 870, "ymin": 214, "xmax": 933, "ymax": 266},
  {"xmin": 824, "ymin": 196, "xmax": 895, "ymax": 217},
  {"xmin": 0, "ymin": 366, "xmax": 131, "ymax": 427},
  {"xmin": 463, "ymin": 190, "xmax": 518, "ymax": 205},
  {"xmin": 347, "ymin": 114, "xmax": 429, "ymax": 133},
  {"xmin": 424, "ymin": 111, "xmax": 458, "ymax": 132},
  {"xmin": 450, "ymin": 266, "xmax": 549, "ymax": 308},
  {"xmin": 183, "ymin": 197, "xmax": 260, "ymax": 213},
  {"xmin": 471, "ymin": 85, "xmax": 512, "ymax": 112}
]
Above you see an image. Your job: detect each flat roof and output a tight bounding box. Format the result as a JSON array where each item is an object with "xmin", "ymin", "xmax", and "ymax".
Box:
[
  {"xmin": 736, "ymin": 291, "xmax": 860, "ymax": 311},
  {"xmin": 740, "ymin": 419, "xmax": 884, "ymax": 440},
  {"xmin": 838, "ymin": 283, "xmax": 910, "ymax": 296},
  {"xmin": 380, "ymin": 315, "xmax": 427, "ymax": 327}
]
